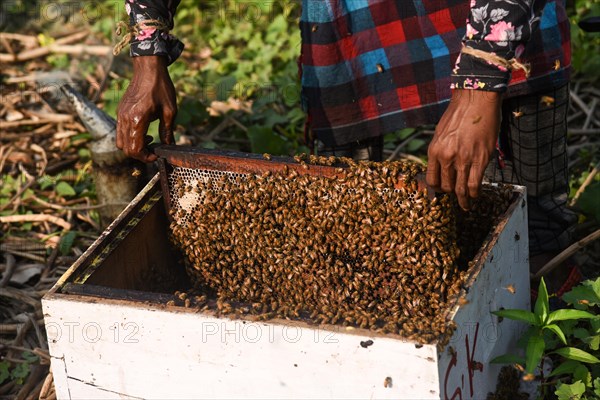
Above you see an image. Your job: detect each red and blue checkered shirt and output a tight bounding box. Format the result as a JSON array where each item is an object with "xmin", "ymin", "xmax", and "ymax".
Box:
[{"xmin": 127, "ymin": 0, "xmax": 570, "ymax": 147}]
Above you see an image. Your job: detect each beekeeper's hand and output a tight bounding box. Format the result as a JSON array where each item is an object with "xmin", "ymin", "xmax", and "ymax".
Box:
[
  {"xmin": 116, "ymin": 56, "xmax": 177, "ymax": 163},
  {"xmin": 426, "ymin": 89, "xmax": 502, "ymax": 211}
]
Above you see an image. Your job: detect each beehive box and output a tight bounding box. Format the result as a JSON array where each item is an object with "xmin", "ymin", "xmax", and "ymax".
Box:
[{"xmin": 43, "ymin": 170, "xmax": 530, "ymax": 399}]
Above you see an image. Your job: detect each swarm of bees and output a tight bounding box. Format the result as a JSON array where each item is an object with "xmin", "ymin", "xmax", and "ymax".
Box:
[{"xmin": 168, "ymin": 156, "xmax": 511, "ymax": 345}]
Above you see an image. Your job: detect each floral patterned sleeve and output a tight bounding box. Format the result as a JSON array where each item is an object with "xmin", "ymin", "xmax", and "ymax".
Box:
[
  {"xmin": 450, "ymin": 0, "xmax": 548, "ymax": 91},
  {"xmin": 125, "ymin": 0, "xmax": 184, "ymax": 65}
]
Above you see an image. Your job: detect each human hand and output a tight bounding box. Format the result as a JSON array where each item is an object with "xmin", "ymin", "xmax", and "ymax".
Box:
[
  {"xmin": 426, "ymin": 89, "xmax": 502, "ymax": 210},
  {"xmin": 116, "ymin": 56, "xmax": 177, "ymax": 162}
]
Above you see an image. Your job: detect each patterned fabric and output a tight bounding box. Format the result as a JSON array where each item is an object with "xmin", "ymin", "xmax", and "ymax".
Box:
[
  {"xmin": 299, "ymin": 0, "xmax": 571, "ymax": 146},
  {"xmin": 126, "ymin": 0, "xmax": 571, "ymax": 147},
  {"xmin": 485, "ymin": 83, "xmax": 576, "ymax": 255},
  {"xmin": 125, "ymin": 0, "xmax": 184, "ymax": 65}
]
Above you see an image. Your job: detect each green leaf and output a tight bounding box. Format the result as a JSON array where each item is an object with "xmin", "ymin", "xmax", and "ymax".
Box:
[
  {"xmin": 588, "ymin": 335, "xmax": 600, "ymax": 351},
  {"xmin": 11, "ymin": 363, "xmax": 30, "ymax": 380},
  {"xmin": 59, "ymin": 231, "xmax": 77, "ymax": 256},
  {"xmin": 547, "ymin": 309, "xmax": 596, "ymax": 324},
  {"xmin": 490, "ymin": 354, "xmax": 526, "ymax": 365},
  {"xmin": 398, "ymin": 128, "xmax": 417, "ymax": 140},
  {"xmin": 247, "ymin": 126, "xmax": 288, "ymax": 155},
  {"xmin": 492, "ymin": 309, "xmax": 538, "ymax": 326},
  {"xmin": 590, "ymin": 317, "xmax": 600, "ymax": 334},
  {"xmin": 560, "ymin": 320, "xmax": 579, "ymax": 337},
  {"xmin": 406, "ymin": 138, "xmax": 426, "ymax": 152},
  {"xmin": 21, "ymin": 351, "xmax": 38, "ymax": 363},
  {"xmin": 576, "ymin": 181, "xmax": 600, "ymax": 222},
  {"xmin": 553, "ymin": 347, "xmax": 600, "ymax": 364},
  {"xmin": 573, "ymin": 363, "xmax": 591, "ymax": 388},
  {"xmin": 544, "ymin": 324, "xmax": 567, "ymax": 345},
  {"xmin": 0, "ymin": 362, "xmax": 9, "ymax": 385},
  {"xmin": 549, "ymin": 360, "xmax": 583, "ymax": 377},
  {"xmin": 562, "ymin": 284, "xmax": 600, "ymax": 308},
  {"xmin": 555, "ymin": 381, "xmax": 586, "ymax": 400},
  {"xmin": 574, "ymin": 328, "xmax": 591, "ymax": 340},
  {"xmin": 55, "ymin": 181, "xmax": 76, "ymax": 197},
  {"xmin": 594, "ymin": 377, "xmax": 600, "ymax": 396},
  {"xmin": 535, "ymin": 278, "xmax": 550, "ymax": 324},
  {"xmin": 525, "ymin": 333, "xmax": 545, "ymax": 374},
  {"xmin": 592, "ymin": 278, "xmax": 600, "ymax": 300}
]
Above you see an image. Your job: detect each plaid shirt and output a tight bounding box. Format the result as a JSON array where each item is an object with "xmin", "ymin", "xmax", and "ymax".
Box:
[{"xmin": 126, "ymin": 0, "xmax": 570, "ymax": 146}]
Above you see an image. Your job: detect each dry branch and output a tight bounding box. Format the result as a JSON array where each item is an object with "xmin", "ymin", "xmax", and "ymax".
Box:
[
  {"xmin": 570, "ymin": 161, "xmax": 600, "ymax": 206},
  {"xmin": 0, "ymin": 214, "xmax": 72, "ymax": 230},
  {"xmin": 1, "ymin": 118, "xmax": 73, "ymax": 129},
  {"xmin": 533, "ymin": 228, "xmax": 600, "ymax": 279}
]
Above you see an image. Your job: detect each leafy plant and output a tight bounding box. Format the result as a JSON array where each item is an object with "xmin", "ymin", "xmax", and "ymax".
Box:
[
  {"xmin": 570, "ymin": 0, "xmax": 600, "ymax": 81},
  {"xmin": 491, "ymin": 278, "xmax": 600, "ymax": 399},
  {"xmin": 0, "ymin": 352, "xmax": 38, "ymax": 386}
]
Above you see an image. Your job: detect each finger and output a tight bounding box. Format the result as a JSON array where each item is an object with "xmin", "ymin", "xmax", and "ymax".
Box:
[
  {"xmin": 440, "ymin": 164, "xmax": 456, "ymax": 193},
  {"xmin": 467, "ymin": 160, "xmax": 487, "ymax": 199},
  {"xmin": 137, "ymin": 147, "xmax": 158, "ymax": 163},
  {"xmin": 124, "ymin": 117, "xmax": 156, "ymax": 163},
  {"xmin": 426, "ymin": 146, "xmax": 441, "ymax": 191},
  {"xmin": 455, "ymin": 164, "xmax": 471, "ymax": 211},
  {"xmin": 116, "ymin": 114, "xmax": 127, "ymax": 150},
  {"xmin": 159, "ymin": 108, "xmax": 176, "ymax": 145}
]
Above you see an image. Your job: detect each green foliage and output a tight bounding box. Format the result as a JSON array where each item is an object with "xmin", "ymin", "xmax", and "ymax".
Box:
[
  {"xmin": 563, "ymin": 279, "xmax": 600, "ymax": 309},
  {"xmin": 491, "ymin": 278, "xmax": 600, "ymax": 398},
  {"xmin": 55, "ymin": 181, "xmax": 76, "ymax": 197},
  {"xmin": 555, "ymin": 381, "xmax": 586, "ymax": 400},
  {"xmin": 59, "ymin": 231, "xmax": 78, "ymax": 256},
  {"xmin": 174, "ymin": 1, "xmax": 303, "ymax": 155},
  {"xmin": 570, "ymin": 0, "xmax": 600, "ymax": 81},
  {"xmin": 576, "ymin": 182, "xmax": 600, "ymax": 223},
  {"xmin": 0, "ymin": 352, "xmax": 38, "ymax": 386}
]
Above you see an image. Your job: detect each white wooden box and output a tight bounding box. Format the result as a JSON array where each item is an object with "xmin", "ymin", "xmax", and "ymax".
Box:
[{"xmin": 43, "ymin": 174, "xmax": 530, "ymax": 399}]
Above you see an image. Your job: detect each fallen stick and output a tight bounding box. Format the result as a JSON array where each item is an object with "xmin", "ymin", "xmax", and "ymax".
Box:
[
  {"xmin": 1, "ymin": 118, "xmax": 72, "ymax": 129},
  {"xmin": 532, "ymin": 228, "xmax": 600, "ymax": 279},
  {"xmin": 0, "ymin": 33, "xmax": 38, "ymax": 47},
  {"xmin": 1, "ymin": 249, "xmax": 46, "ymax": 263},
  {"xmin": 570, "ymin": 161, "xmax": 600, "ymax": 206},
  {"xmin": 0, "ymin": 30, "xmax": 96, "ymax": 63},
  {"xmin": 39, "ymin": 371, "xmax": 54, "ymax": 400},
  {"xmin": 0, "ymin": 253, "xmax": 17, "ymax": 288},
  {"xmin": 0, "ymin": 44, "xmax": 110, "ymax": 62},
  {"xmin": 569, "ymin": 129, "xmax": 600, "ymax": 135},
  {"xmin": 583, "ymin": 98, "xmax": 598, "ymax": 130},
  {"xmin": 0, "ymin": 214, "xmax": 72, "ymax": 230},
  {"xmin": 23, "ymin": 111, "xmax": 73, "ymax": 124}
]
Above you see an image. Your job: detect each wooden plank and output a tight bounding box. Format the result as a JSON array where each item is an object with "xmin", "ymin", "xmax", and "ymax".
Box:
[
  {"xmin": 438, "ymin": 188, "xmax": 529, "ymax": 398},
  {"xmin": 81, "ymin": 195, "xmax": 188, "ymax": 293},
  {"xmin": 154, "ymin": 145, "xmax": 430, "ymax": 192},
  {"xmin": 43, "ymin": 297, "xmax": 440, "ymax": 399},
  {"xmin": 61, "ymin": 282, "xmax": 177, "ymax": 303}
]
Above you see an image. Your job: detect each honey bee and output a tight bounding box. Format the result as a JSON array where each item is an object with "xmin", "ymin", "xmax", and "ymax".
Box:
[
  {"xmin": 522, "ymin": 373, "xmax": 535, "ymax": 381},
  {"xmin": 505, "ymin": 284, "xmax": 516, "ymax": 294},
  {"xmin": 384, "ymin": 377, "xmax": 393, "ymax": 388},
  {"xmin": 540, "ymin": 96, "xmax": 555, "ymax": 106},
  {"xmin": 472, "ymin": 115, "xmax": 482, "ymax": 124},
  {"xmin": 512, "ymin": 110, "xmax": 523, "ymax": 118},
  {"xmin": 457, "ymin": 297, "xmax": 470, "ymax": 306}
]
